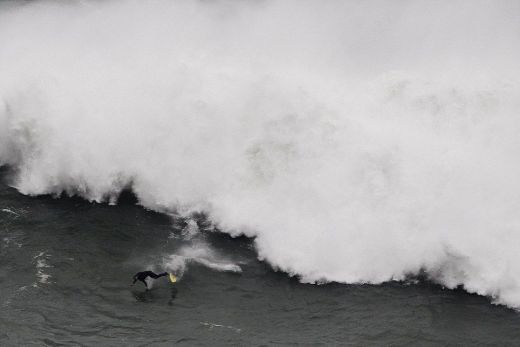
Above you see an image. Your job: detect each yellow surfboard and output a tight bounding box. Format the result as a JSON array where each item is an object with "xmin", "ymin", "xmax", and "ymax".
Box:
[{"xmin": 169, "ymin": 273, "xmax": 177, "ymax": 283}]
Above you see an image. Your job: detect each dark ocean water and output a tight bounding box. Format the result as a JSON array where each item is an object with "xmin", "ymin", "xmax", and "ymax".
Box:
[{"xmin": 1, "ymin": 174, "xmax": 520, "ymax": 346}]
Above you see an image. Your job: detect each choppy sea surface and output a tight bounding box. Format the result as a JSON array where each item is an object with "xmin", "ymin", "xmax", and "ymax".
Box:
[{"xmin": 1, "ymin": 174, "xmax": 520, "ymax": 346}]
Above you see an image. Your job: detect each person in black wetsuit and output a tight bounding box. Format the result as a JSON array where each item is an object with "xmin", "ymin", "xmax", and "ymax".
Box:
[{"xmin": 131, "ymin": 271, "xmax": 168, "ymax": 289}]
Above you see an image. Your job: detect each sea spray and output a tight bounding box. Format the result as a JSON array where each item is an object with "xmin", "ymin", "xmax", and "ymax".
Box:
[
  {"xmin": 1, "ymin": 0, "xmax": 520, "ymax": 307},
  {"xmin": 165, "ymin": 242, "xmax": 243, "ymax": 276}
]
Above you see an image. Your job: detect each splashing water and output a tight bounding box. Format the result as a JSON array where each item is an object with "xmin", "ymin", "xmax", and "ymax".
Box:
[
  {"xmin": 1, "ymin": 0, "xmax": 520, "ymax": 307},
  {"xmin": 164, "ymin": 242, "xmax": 242, "ymax": 277}
]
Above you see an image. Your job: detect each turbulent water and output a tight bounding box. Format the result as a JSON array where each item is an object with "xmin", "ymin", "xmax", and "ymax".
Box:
[
  {"xmin": 3, "ymin": 178, "xmax": 520, "ymax": 346},
  {"xmin": 1, "ymin": 0, "xmax": 520, "ymax": 332}
]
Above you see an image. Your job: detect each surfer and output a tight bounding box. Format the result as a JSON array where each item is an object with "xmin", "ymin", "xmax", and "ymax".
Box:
[{"xmin": 131, "ymin": 271, "xmax": 169, "ymax": 289}]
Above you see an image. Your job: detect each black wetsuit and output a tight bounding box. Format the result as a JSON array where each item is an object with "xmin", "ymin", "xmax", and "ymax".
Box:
[{"xmin": 132, "ymin": 271, "xmax": 168, "ymax": 288}]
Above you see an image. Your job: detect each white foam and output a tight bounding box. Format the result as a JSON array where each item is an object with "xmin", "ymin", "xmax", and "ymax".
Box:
[
  {"xmin": 1, "ymin": 0, "xmax": 520, "ymax": 307},
  {"xmin": 1, "ymin": 208, "xmax": 18, "ymax": 216},
  {"xmin": 200, "ymin": 322, "xmax": 241, "ymax": 333},
  {"xmin": 181, "ymin": 219, "xmax": 200, "ymax": 240},
  {"xmin": 165, "ymin": 242, "xmax": 242, "ymax": 276},
  {"xmin": 33, "ymin": 252, "xmax": 52, "ymax": 286}
]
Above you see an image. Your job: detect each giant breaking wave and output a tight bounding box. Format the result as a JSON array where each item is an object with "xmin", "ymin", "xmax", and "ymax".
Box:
[{"xmin": 2, "ymin": 0, "xmax": 520, "ymax": 307}]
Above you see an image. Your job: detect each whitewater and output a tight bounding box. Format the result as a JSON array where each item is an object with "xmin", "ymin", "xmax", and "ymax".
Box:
[{"xmin": 1, "ymin": 0, "xmax": 520, "ymax": 308}]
